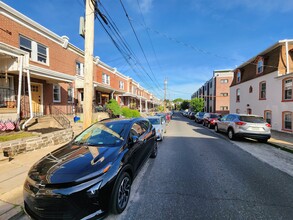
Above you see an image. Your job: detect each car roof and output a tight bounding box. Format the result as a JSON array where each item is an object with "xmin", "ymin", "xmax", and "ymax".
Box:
[
  {"xmin": 100, "ymin": 117, "xmax": 144, "ymax": 124},
  {"xmin": 146, "ymin": 116, "xmax": 160, "ymax": 119}
]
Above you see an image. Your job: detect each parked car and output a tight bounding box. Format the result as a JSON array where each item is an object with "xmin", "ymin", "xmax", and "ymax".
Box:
[
  {"xmin": 189, "ymin": 112, "xmax": 196, "ymax": 120},
  {"xmin": 147, "ymin": 116, "xmax": 166, "ymax": 141},
  {"xmin": 214, "ymin": 114, "xmax": 271, "ymax": 142},
  {"xmin": 203, "ymin": 113, "xmax": 221, "ymax": 128},
  {"xmin": 195, "ymin": 112, "xmax": 205, "ymax": 123},
  {"xmin": 156, "ymin": 113, "xmax": 169, "ymax": 124},
  {"xmin": 24, "ymin": 118, "xmax": 158, "ymax": 219}
]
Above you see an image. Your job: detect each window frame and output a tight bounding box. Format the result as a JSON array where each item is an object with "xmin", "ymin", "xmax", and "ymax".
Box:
[
  {"xmin": 282, "ymin": 77, "xmax": 293, "ymax": 102},
  {"xmin": 282, "ymin": 111, "xmax": 292, "ymax": 131},
  {"xmin": 264, "ymin": 110, "xmax": 272, "ymax": 125},
  {"xmin": 53, "ymin": 84, "xmax": 61, "ymax": 103},
  {"xmin": 236, "ymin": 88, "xmax": 240, "ymax": 102},
  {"xmin": 119, "ymin": 81, "xmax": 124, "ymax": 90},
  {"xmin": 259, "ymin": 81, "xmax": 266, "ymax": 100},
  {"xmin": 102, "ymin": 73, "xmax": 110, "ymax": 85},
  {"xmin": 256, "ymin": 57, "xmax": 264, "ymax": 74},
  {"xmin": 236, "ymin": 69, "xmax": 241, "ymax": 83},
  {"xmin": 220, "ymin": 79, "xmax": 228, "ymax": 84},
  {"xmin": 76, "ymin": 62, "xmax": 84, "ymax": 76}
]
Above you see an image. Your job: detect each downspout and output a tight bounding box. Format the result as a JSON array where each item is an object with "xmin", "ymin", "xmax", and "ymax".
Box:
[
  {"xmin": 111, "ymin": 91, "xmax": 115, "ymax": 99},
  {"xmin": 285, "ymin": 40, "xmax": 290, "ymax": 74},
  {"xmin": 17, "ymin": 56, "xmax": 23, "ymax": 118},
  {"xmin": 22, "ymin": 69, "xmax": 33, "ymax": 130}
]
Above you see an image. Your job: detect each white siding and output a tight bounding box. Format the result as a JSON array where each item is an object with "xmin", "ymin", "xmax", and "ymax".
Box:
[{"xmin": 230, "ymin": 71, "xmax": 293, "ymax": 132}]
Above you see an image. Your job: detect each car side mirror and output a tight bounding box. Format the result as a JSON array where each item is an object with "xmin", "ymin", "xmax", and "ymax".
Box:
[{"xmin": 131, "ymin": 135, "xmax": 139, "ymax": 144}]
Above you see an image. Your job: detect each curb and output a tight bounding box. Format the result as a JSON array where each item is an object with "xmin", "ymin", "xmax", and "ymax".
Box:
[
  {"xmin": 0, "ymin": 205, "xmax": 24, "ymax": 220},
  {"xmin": 267, "ymin": 141, "xmax": 293, "ymax": 154}
]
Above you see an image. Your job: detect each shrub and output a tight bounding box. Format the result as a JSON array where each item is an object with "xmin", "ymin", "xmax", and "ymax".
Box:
[
  {"xmin": 121, "ymin": 107, "xmax": 141, "ymax": 118},
  {"xmin": 106, "ymin": 99, "xmax": 121, "ymax": 117}
]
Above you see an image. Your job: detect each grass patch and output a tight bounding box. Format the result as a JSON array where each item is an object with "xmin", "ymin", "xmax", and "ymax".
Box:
[{"xmin": 0, "ymin": 132, "xmax": 37, "ymax": 142}]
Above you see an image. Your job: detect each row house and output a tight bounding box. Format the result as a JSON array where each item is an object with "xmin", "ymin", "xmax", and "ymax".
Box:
[
  {"xmin": 0, "ymin": 2, "xmax": 158, "ymax": 128},
  {"xmin": 192, "ymin": 70, "xmax": 233, "ymax": 114},
  {"xmin": 230, "ymin": 40, "xmax": 293, "ymax": 133}
]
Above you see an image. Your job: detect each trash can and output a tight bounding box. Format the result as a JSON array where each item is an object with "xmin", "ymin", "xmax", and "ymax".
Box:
[{"xmin": 73, "ymin": 116, "xmax": 80, "ymax": 123}]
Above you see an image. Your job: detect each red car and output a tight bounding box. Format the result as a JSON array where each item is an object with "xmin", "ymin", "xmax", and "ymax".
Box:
[{"xmin": 203, "ymin": 113, "xmax": 221, "ymax": 128}]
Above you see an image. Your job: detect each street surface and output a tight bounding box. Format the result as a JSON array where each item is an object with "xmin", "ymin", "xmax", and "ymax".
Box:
[{"xmin": 108, "ymin": 112, "xmax": 293, "ymax": 220}]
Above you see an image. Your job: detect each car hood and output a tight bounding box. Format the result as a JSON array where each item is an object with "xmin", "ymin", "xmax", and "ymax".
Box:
[
  {"xmin": 28, "ymin": 143, "xmax": 121, "ymax": 185},
  {"xmin": 152, "ymin": 124, "xmax": 162, "ymax": 130}
]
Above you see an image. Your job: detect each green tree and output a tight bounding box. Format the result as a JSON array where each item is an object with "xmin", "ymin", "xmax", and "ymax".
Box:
[
  {"xmin": 190, "ymin": 98, "xmax": 204, "ymax": 112},
  {"xmin": 106, "ymin": 99, "xmax": 121, "ymax": 117},
  {"xmin": 180, "ymin": 100, "xmax": 190, "ymax": 110},
  {"xmin": 173, "ymin": 98, "xmax": 183, "ymax": 110}
]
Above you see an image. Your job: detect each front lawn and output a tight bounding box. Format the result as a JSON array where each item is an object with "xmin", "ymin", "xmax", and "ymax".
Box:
[{"xmin": 0, "ymin": 132, "xmax": 37, "ymax": 142}]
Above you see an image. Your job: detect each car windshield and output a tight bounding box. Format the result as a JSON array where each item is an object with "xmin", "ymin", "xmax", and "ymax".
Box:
[
  {"xmin": 210, "ymin": 114, "xmax": 219, "ymax": 118},
  {"xmin": 199, "ymin": 112, "xmax": 205, "ymax": 116},
  {"xmin": 73, "ymin": 122, "xmax": 126, "ymax": 146},
  {"xmin": 239, "ymin": 116, "xmax": 265, "ymax": 123},
  {"xmin": 148, "ymin": 118, "xmax": 160, "ymax": 125}
]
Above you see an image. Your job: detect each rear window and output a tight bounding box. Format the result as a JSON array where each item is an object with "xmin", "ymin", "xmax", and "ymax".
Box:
[{"xmin": 239, "ymin": 116, "xmax": 265, "ymax": 123}]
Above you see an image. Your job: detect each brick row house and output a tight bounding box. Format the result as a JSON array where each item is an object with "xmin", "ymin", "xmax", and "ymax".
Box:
[
  {"xmin": 230, "ymin": 40, "xmax": 293, "ymax": 133},
  {"xmin": 0, "ymin": 2, "xmax": 159, "ymax": 128},
  {"xmin": 192, "ymin": 70, "xmax": 234, "ymax": 115}
]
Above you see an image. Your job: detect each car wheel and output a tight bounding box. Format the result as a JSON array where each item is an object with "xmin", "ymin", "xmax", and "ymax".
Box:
[
  {"xmin": 111, "ymin": 172, "xmax": 132, "ymax": 214},
  {"xmin": 228, "ymin": 128, "xmax": 235, "ymax": 140},
  {"xmin": 150, "ymin": 141, "xmax": 158, "ymax": 158},
  {"xmin": 215, "ymin": 125, "xmax": 219, "ymax": 133}
]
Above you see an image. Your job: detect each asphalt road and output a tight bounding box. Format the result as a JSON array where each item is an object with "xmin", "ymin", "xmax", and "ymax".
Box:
[{"xmin": 107, "ymin": 112, "xmax": 293, "ymax": 220}]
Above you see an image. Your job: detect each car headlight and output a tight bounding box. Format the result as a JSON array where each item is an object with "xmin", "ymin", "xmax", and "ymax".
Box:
[{"xmin": 87, "ymin": 181, "xmax": 102, "ymax": 198}]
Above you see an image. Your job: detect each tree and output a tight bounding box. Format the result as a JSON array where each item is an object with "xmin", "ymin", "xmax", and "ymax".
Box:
[
  {"xmin": 173, "ymin": 98, "xmax": 183, "ymax": 110},
  {"xmin": 180, "ymin": 100, "xmax": 190, "ymax": 110},
  {"xmin": 106, "ymin": 99, "xmax": 121, "ymax": 117},
  {"xmin": 190, "ymin": 98, "xmax": 204, "ymax": 112}
]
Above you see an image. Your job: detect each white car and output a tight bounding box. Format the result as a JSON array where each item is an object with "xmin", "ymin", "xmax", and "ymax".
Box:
[
  {"xmin": 147, "ymin": 116, "xmax": 166, "ymax": 141},
  {"xmin": 215, "ymin": 114, "xmax": 271, "ymax": 142}
]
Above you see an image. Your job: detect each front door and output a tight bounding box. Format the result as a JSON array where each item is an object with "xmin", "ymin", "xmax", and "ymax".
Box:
[{"xmin": 31, "ymin": 83, "xmax": 42, "ymax": 116}]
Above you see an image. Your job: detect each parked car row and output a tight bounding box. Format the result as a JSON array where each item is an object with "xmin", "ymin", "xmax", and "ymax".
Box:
[{"xmin": 183, "ymin": 111, "xmax": 272, "ymax": 143}]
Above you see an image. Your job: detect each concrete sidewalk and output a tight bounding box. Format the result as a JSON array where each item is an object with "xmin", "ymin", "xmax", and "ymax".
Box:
[
  {"xmin": 0, "ymin": 144, "xmax": 63, "ymax": 220},
  {"xmin": 0, "ymin": 130, "xmax": 292, "ymax": 219}
]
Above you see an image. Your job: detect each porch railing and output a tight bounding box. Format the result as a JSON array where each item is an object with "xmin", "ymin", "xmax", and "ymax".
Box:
[{"xmin": 50, "ymin": 105, "xmax": 71, "ymax": 129}]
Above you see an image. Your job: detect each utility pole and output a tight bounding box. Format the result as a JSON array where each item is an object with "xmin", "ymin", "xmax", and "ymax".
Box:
[
  {"xmin": 83, "ymin": 0, "xmax": 95, "ymax": 129},
  {"xmin": 164, "ymin": 78, "xmax": 167, "ymax": 112}
]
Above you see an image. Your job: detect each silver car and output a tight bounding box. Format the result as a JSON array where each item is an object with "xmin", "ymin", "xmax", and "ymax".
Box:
[
  {"xmin": 147, "ymin": 116, "xmax": 166, "ymax": 141},
  {"xmin": 214, "ymin": 114, "xmax": 271, "ymax": 142}
]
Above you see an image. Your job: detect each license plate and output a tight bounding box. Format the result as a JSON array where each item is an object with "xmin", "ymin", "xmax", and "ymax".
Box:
[{"xmin": 248, "ymin": 127, "xmax": 262, "ymax": 131}]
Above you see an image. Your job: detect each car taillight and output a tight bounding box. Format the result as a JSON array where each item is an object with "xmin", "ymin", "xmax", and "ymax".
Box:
[
  {"xmin": 265, "ymin": 123, "xmax": 272, "ymax": 128},
  {"xmin": 235, "ymin": 121, "xmax": 246, "ymax": 126}
]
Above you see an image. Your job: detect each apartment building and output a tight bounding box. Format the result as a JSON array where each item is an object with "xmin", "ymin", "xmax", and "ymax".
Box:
[
  {"xmin": 192, "ymin": 70, "xmax": 233, "ymax": 114},
  {"xmin": 230, "ymin": 40, "xmax": 293, "ymax": 133},
  {"xmin": 0, "ymin": 2, "xmax": 158, "ymax": 128}
]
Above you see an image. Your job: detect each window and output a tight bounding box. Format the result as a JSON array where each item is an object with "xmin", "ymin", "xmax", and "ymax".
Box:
[
  {"xmin": 53, "ymin": 84, "xmax": 61, "ymax": 102},
  {"xmin": 119, "ymin": 81, "xmax": 124, "ymax": 90},
  {"xmin": 19, "ymin": 35, "xmax": 48, "ymax": 64},
  {"xmin": 37, "ymin": 43, "xmax": 47, "ymax": 63},
  {"xmin": 102, "ymin": 73, "xmax": 110, "ymax": 85},
  {"xmin": 68, "ymin": 86, "xmax": 74, "ymax": 103},
  {"xmin": 249, "ymin": 86, "xmax": 253, "ymax": 93},
  {"xmin": 259, "ymin": 81, "xmax": 266, "ymax": 100},
  {"xmin": 220, "ymin": 79, "xmax": 228, "ymax": 84},
  {"xmin": 76, "ymin": 62, "xmax": 84, "ymax": 76},
  {"xmin": 283, "ymin": 111, "xmax": 292, "ymax": 131},
  {"xmin": 220, "ymin": 93, "xmax": 228, "ymax": 96},
  {"xmin": 220, "ymin": 106, "xmax": 228, "ymax": 110},
  {"xmin": 19, "ymin": 35, "xmax": 32, "ymax": 57},
  {"xmin": 236, "ymin": 88, "xmax": 240, "ymax": 102},
  {"xmin": 283, "ymin": 78, "xmax": 292, "ymax": 101},
  {"xmin": 264, "ymin": 110, "xmax": 272, "ymax": 125},
  {"xmin": 247, "ymin": 108, "xmax": 252, "ymax": 114},
  {"xmin": 257, "ymin": 57, "xmax": 264, "ymax": 74},
  {"xmin": 236, "ymin": 70, "xmax": 241, "ymax": 83}
]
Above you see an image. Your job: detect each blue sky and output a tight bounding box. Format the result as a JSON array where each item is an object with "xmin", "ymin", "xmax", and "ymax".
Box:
[{"xmin": 3, "ymin": 0, "xmax": 293, "ymax": 100}]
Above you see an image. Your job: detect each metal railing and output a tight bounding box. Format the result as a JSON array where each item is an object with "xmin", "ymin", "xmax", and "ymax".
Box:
[{"xmin": 50, "ymin": 105, "xmax": 71, "ymax": 129}]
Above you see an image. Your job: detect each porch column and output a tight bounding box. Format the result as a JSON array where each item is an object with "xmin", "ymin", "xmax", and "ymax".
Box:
[
  {"xmin": 139, "ymin": 97, "xmax": 142, "ymax": 113},
  {"xmin": 17, "ymin": 56, "xmax": 23, "ymax": 118},
  {"xmin": 145, "ymin": 100, "xmax": 148, "ymax": 114}
]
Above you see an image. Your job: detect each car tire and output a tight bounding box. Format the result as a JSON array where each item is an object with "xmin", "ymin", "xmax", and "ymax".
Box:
[
  {"xmin": 150, "ymin": 141, "xmax": 158, "ymax": 158},
  {"xmin": 258, "ymin": 139, "xmax": 268, "ymax": 143},
  {"xmin": 215, "ymin": 125, "xmax": 219, "ymax": 133},
  {"xmin": 110, "ymin": 172, "xmax": 132, "ymax": 214},
  {"xmin": 228, "ymin": 128, "xmax": 235, "ymax": 140}
]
